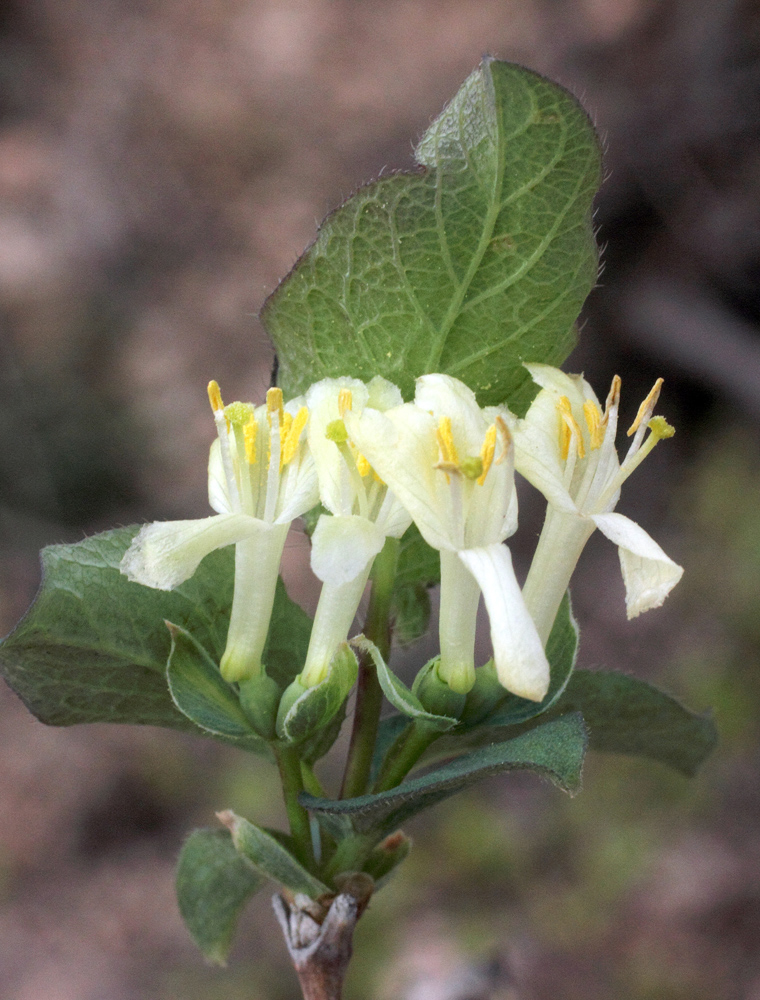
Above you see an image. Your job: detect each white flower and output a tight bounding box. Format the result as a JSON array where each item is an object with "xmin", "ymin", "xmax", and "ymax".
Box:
[
  {"xmin": 121, "ymin": 383, "xmax": 318, "ymax": 683},
  {"xmin": 512, "ymin": 363, "xmax": 684, "ymax": 642},
  {"xmin": 297, "ymin": 376, "xmax": 412, "ymax": 686},
  {"xmin": 345, "ymin": 373, "xmax": 549, "ymax": 702}
]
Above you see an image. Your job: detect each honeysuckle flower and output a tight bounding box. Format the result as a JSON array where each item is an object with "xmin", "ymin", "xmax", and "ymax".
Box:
[
  {"xmin": 121, "ymin": 382, "xmax": 317, "ymax": 684},
  {"xmin": 345, "ymin": 373, "xmax": 550, "ymax": 702},
  {"xmin": 297, "ymin": 376, "xmax": 412, "ymax": 686},
  {"xmin": 512, "ymin": 363, "xmax": 683, "ymax": 643}
]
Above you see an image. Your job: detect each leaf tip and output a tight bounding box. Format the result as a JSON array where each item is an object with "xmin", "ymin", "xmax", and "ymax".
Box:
[{"xmin": 216, "ymin": 809, "xmax": 236, "ymax": 832}]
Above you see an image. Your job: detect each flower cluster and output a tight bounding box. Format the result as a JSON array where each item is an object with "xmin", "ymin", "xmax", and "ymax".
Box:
[{"xmin": 121, "ymin": 367, "xmax": 682, "ymax": 705}]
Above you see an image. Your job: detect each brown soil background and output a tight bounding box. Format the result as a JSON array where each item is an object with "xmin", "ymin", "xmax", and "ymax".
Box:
[{"xmin": 1, "ymin": 1, "xmax": 760, "ymax": 997}]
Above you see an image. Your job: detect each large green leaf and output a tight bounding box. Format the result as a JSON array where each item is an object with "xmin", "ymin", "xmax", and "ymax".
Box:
[
  {"xmin": 176, "ymin": 828, "xmax": 264, "ymax": 965},
  {"xmin": 263, "ymin": 58, "xmax": 601, "ymax": 413},
  {"xmin": 545, "ymin": 670, "xmax": 718, "ymax": 777},
  {"xmin": 0, "ymin": 526, "xmax": 310, "ymax": 735},
  {"xmin": 302, "ymin": 713, "xmax": 587, "ymax": 836}
]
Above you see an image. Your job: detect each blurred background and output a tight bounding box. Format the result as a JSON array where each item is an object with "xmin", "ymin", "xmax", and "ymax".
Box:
[{"xmin": 0, "ymin": 0, "xmax": 759, "ymax": 997}]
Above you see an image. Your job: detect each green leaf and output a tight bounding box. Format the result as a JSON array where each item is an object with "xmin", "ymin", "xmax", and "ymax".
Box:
[
  {"xmin": 355, "ymin": 637, "xmax": 456, "ymax": 731},
  {"xmin": 263, "ymin": 58, "xmax": 601, "ymax": 413},
  {"xmin": 278, "ymin": 643, "xmax": 358, "ymax": 743},
  {"xmin": 264, "ymin": 577, "xmax": 313, "ymax": 688},
  {"xmin": 176, "ymin": 828, "xmax": 264, "ymax": 965},
  {"xmin": 0, "ymin": 526, "xmax": 310, "ymax": 738},
  {"xmin": 392, "ymin": 583, "xmax": 432, "ymax": 645},
  {"xmin": 166, "ymin": 624, "xmax": 260, "ymax": 743},
  {"xmin": 475, "ymin": 590, "xmax": 578, "ymax": 727},
  {"xmin": 302, "ymin": 713, "xmax": 587, "ymax": 836},
  {"xmin": 546, "ymin": 670, "xmax": 718, "ymax": 777},
  {"xmin": 395, "ymin": 524, "xmax": 440, "ymax": 588},
  {"xmin": 220, "ymin": 810, "xmax": 330, "ymax": 898}
]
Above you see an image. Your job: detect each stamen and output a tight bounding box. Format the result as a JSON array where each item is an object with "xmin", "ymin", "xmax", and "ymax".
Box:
[
  {"xmin": 338, "ymin": 388, "xmax": 353, "ymax": 417},
  {"xmin": 207, "ymin": 380, "xmax": 224, "ymax": 413},
  {"xmin": 583, "ymin": 400, "xmax": 605, "ymax": 449},
  {"xmin": 477, "ymin": 424, "xmax": 497, "ymax": 485},
  {"xmin": 436, "ymin": 416, "xmax": 459, "ymax": 466},
  {"xmin": 244, "ymin": 418, "xmax": 257, "ymax": 464},
  {"xmin": 281, "ymin": 406, "xmax": 309, "ymax": 467},
  {"xmin": 627, "ymin": 378, "xmax": 664, "ymax": 437},
  {"xmin": 264, "ymin": 402, "xmax": 282, "ymax": 523},
  {"xmin": 557, "ymin": 397, "xmax": 586, "ymax": 461},
  {"xmin": 266, "ymin": 387, "xmax": 284, "ymax": 424},
  {"xmin": 356, "ymin": 453, "xmax": 372, "ymax": 477},
  {"xmin": 494, "ymin": 416, "xmax": 511, "ymax": 465},
  {"xmin": 604, "ymin": 375, "xmax": 621, "ymax": 421}
]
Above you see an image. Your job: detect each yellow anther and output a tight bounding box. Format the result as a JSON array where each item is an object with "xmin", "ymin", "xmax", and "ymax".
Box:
[
  {"xmin": 338, "ymin": 388, "xmax": 353, "ymax": 418},
  {"xmin": 356, "ymin": 453, "xmax": 372, "ymax": 477},
  {"xmin": 557, "ymin": 397, "xmax": 585, "ymax": 461},
  {"xmin": 207, "ymin": 380, "xmax": 224, "ymax": 413},
  {"xmin": 244, "ymin": 418, "xmax": 257, "ymax": 464},
  {"xmin": 647, "ymin": 415, "xmax": 675, "ymax": 440},
  {"xmin": 583, "ymin": 400, "xmax": 605, "ymax": 450},
  {"xmin": 281, "ymin": 407, "xmax": 309, "ymax": 467},
  {"xmin": 477, "ymin": 424, "xmax": 497, "ymax": 485},
  {"xmin": 627, "ymin": 378, "xmax": 664, "ymax": 437},
  {"xmin": 266, "ymin": 387, "xmax": 285, "ymax": 423},
  {"xmin": 436, "ymin": 416, "xmax": 459, "ymax": 467}
]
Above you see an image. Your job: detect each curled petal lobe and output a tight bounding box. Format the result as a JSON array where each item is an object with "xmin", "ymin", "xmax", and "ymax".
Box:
[
  {"xmin": 120, "ymin": 513, "xmax": 261, "ymax": 590},
  {"xmin": 458, "ymin": 543, "xmax": 550, "ymax": 702},
  {"xmin": 591, "ymin": 512, "xmax": 684, "ymax": 618},
  {"xmin": 310, "ymin": 514, "xmax": 387, "ymax": 585}
]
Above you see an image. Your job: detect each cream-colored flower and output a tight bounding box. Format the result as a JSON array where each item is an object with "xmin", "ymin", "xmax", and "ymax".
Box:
[
  {"xmin": 346, "ymin": 373, "xmax": 549, "ymax": 702},
  {"xmin": 512, "ymin": 364, "xmax": 683, "ymax": 642},
  {"xmin": 121, "ymin": 383, "xmax": 317, "ymax": 683},
  {"xmin": 297, "ymin": 376, "xmax": 411, "ymax": 686}
]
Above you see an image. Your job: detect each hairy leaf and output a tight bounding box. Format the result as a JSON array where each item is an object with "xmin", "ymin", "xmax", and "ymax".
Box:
[
  {"xmin": 176, "ymin": 828, "xmax": 264, "ymax": 965},
  {"xmin": 264, "ymin": 58, "xmax": 601, "ymax": 413},
  {"xmin": 302, "ymin": 713, "xmax": 587, "ymax": 835},
  {"xmin": 0, "ymin": 526, "xmax": 310, "ymax": 738},
  {"xmin": 546, "ymin": 670, "xmax": 717, "ymax": 777}
]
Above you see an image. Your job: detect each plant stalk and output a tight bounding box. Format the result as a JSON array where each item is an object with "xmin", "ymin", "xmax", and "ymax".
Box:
[
  {"xmin": 275, "ymin": 742, "xmax": 315, "ymax": 868},
  {"xmin": 340, "ymin": 537, "xmax": 399, "ymax": 799}
]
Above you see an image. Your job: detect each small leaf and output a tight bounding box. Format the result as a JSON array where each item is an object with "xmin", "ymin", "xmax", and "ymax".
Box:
[
  {"xmin": 176, "ymin": 828, "xmax": 264, "ymax": 965},
  {"xmin": 219, "ymin": 811, "xmax": 330, "ymax": 898},
  {"xmin": 278, "ymin": 643, "xmax": 358, "ymax": 743},
  {"xmin": 392, "ymin": 584, "xmax": 432, "ymax": 645},
  {"xmin": 355, "ymin": 637, "xmax": 456, "ymax": 731},
  {"xmin": 166, "ymin": 624, "xmax": 259, "ymax": 741},
  {"xmin": 546, "ymin": 670, "xmax": 718, "ymax": 777},
  {"xmin": 263, "ymin": 59, "xmax": 601, "ymax": 413},
  {"xmin": 302, "ymin": 713, "xmax": 587, "ymax": 836}
]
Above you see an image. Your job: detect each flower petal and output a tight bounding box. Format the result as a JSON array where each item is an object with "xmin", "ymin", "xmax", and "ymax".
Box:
[
  {"xmin": 207, "ymin": 439, "xmax": 232, "ymax": 514},
  {"xmin": 120, "ymin": 513, "xmax": 260, "ymax": 590},
  {"xmin": 591, "ymin": 512, "xmax": 684, "ymax": 618},
  {"xmin": 415, "ymin": 373, "xmax": 487, "ymax": 456},
  {"xmin": 346, "ymin": 404, "xmax": 455, "ymax": 550},
  {"xmin": 306, "ymin": 377, "xmax": 368, "ymax": 515},
  {"xmin": 310, "ymin": 513, "xmax": 386, "ymax": 585},
  {"xmin": 510, "ymin": 391, "xmax": 577, "ymax": 514},
  {"xmin": 458, "ymin": 543, "xmax": 550, "ymax": 702}
]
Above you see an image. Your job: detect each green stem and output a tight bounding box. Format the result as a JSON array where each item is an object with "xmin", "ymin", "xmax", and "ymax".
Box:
[
  {"xmin": 372, "ymin": 719, "xmax": 441, "ymax": 793},
  {"xmin": 275, "ymin": 743, "xmax": 315, "ymax": 868},
  {"xmin": 340, "ymin": 537, "xmax": 399, "ymax": 800}
]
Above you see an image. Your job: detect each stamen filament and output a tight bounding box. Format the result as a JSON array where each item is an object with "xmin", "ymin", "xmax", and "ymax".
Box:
[{"xmin": 265, "ymin": 408, "xmax": 282, "ymax": 522}]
